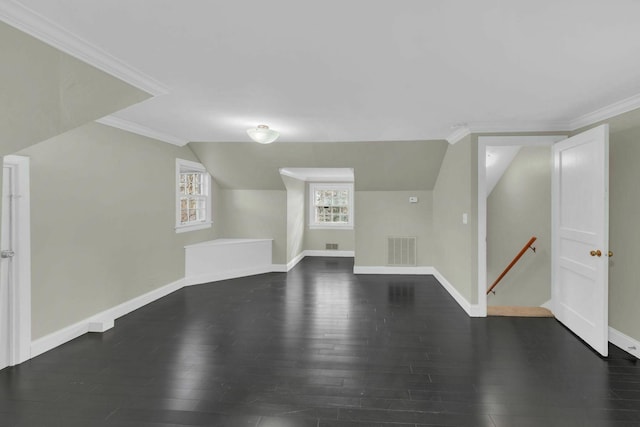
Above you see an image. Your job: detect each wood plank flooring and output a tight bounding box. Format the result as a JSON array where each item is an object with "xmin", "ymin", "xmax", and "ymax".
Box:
[{"xmin": 1, "ymin": 257, "xmax": 640, "ymax": 426}]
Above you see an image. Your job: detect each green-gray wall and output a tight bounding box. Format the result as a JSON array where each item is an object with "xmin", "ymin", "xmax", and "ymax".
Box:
[
  {"xmin": 487, "ymin": 146, "xmax": 551, "ymax": 306},
  {"xmin": 216, "ymin": 189, "xmax": 287, "ymax": 264},
  {"xmin": 608, "ymin": 123, "xmax": 640, "ymax": 343},
  {"xmin": 433, "ymin": 136, "xmax": 476, "ymax": 303},
  {"xmin": 0, "ymin": 21, "xmax": 149, "ymax": 156},
  {"xmin": 355, "ymin": 191, "xmax": 434, "ymax": 267},
  {"xmin": 188, "ymin": 140, "xmax": 448, "ymax": 190},
  {"xmin": 17, "ymin": 123, "xmax": 215, "ymax": 339}
]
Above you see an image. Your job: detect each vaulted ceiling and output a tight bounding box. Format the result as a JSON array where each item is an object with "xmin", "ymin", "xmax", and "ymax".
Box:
[{"xmin": 3, "ymin": 0, "xmax": 640, "ymax": 145}]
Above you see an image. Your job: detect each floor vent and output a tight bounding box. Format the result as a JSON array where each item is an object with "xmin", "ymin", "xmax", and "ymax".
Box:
[
  {"xmin": 387, "ymin": 237, "xmax": 416, "ymax": 266},
  {"xmin": 325, "ymin": 243, "xmax": 339, "ymax": 250}
]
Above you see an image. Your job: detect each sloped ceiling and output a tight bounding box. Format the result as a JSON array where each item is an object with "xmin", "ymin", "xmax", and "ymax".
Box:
[
  {"xmin": 189, "ymin": 140, "xmax": 448, "ymax": 191},
  {"xmin": 0, "ymin": 21, "xmax": 150, "ymax": 156}
]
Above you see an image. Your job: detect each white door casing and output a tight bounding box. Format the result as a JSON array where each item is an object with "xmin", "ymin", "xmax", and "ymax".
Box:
[
  {"xmin": 0, "ymin": 165, "xmax": 11, "ymax": 369},
  {"xmin": 0, "ymin": 155, "xmax": 31, "ymax": 368},
  {"xmin": 552, "ymin": 124, "xmax": 609, "ymax": 356},
  {"xmin": 477, "ymin": 135, "xmax": 566, "ymax": 317}
]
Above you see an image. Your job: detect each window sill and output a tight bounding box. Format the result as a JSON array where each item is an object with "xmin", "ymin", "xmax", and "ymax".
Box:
[
  {"xmin": 175, "ymin": 222, "xmax": 212, "ymax": 234},
  {"xmin": 308, "ymin": 224, "xmax": 353, "ymax": 230}
]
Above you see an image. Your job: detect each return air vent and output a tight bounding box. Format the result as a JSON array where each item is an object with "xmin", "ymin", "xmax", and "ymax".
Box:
[
  {"xmin": 325, "ymin": 243, "xmax": 339, "ymax": 250},
  {"xmin": 387, "ymin": 237, "xmax": 416, "ymax": 266}
]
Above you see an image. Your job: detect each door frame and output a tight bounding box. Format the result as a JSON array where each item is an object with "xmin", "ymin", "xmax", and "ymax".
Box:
[
  {"xmin": 2, "ymin": 155, "xmax": 31, "ymax": 366},
  {"xmin": 477, "ymin": 135, "xmax": 566, "ymax": 316}
]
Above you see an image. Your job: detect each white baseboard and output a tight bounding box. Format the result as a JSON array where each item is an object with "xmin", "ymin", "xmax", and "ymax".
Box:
[
  {"xmin": 353, "ymin": 266, "xmax": 435, "ymax": 275},
  {"xmin": 276, "ymin": 250, "xmax": 355, "ymax": 273},
  {"xmin": 304, "ymin": 250, "xmax": 355, "ymax": 257},
  {"xmin": 286, "ymin": 251, "xmax": 306, "ymax": 271},
  {"xmin": 31, "ymin": 277, "xmax": 185, "ymax": 358},
  {"xmin": 431, "ymin": 268, "xmax": 477, "ymax": 317},
  {"xmin": 185, "ymin": 266, "xmax": 273, "ymax": 286},
  {"xmin": 609, "ymin": 326, "xmax": 640, "ymax": 359},
  {"xmin": 271, "ymin": 264, "xmax": 288, "ymax": 272},
  {"xmin": 351, "ymin": 265, "xmax": 481, "ymax": 317}
]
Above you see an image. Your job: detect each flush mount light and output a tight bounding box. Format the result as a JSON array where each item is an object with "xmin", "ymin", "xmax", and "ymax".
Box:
[{"xmin": 247, "ymin": 124, "xmax": 279, "ymax": 144}]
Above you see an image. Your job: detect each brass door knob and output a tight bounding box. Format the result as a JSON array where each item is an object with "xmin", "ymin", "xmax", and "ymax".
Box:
[
  {"xmin": 608, "ymin": 251, "xmax": 614, "ymax": 257},
  {"xmin": 590, "ymin": 250, "xmax": 602, "ymax": 257}
]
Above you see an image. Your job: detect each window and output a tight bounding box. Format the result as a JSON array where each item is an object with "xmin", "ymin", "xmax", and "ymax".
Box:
[
  {"xmin": 309, "ymin": 183, "xmax": 354, "ymax": 229},
  {"xmin": 176, "ymin": 159, "xmax": 212, "ymax": 233}
]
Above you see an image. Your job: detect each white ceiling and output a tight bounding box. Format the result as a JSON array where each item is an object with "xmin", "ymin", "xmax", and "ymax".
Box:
[{"xmin": 5, "ymin": 0, "xmax": 640, "ymax": 144}]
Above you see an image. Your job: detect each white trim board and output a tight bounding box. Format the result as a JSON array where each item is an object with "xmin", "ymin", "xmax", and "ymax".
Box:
[
  {"xmin": 609, "ymin": 327, "xmax": 640, "ymax": 359},
  {"xmin": 477, "ymin": 135, "xmax": 567, "ymax": 323},
  {"xmin": 431, "ymin": 268, "xmax": 484, "ymax": 317},
  {"xmin": 275, "ymin": 250, "xmax": 355, "ymax": 274},
  {"xmin": 2, "ymin": 155, "xmax": 31, "ymax": 366},
  {"xmin": 97, "ymin": 116, "xmax": 187, "ymax": 146},
  {"xmin": 354, "ymin": 266, "xmax": 435, "ymax": 275},
  {"xmin": 31, "ymin": 277, "xmax": 185, "ymax": 359},
  {"xmin": 0, "ymin": 1, "xmax": 168, "ymax": 96}
]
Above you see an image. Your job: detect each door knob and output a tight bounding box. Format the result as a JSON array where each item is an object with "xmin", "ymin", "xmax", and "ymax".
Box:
[
  {"xmin": 608, "ymin": 251, "xmax": 614, "ymax": 257},
  {"xmin": 590, "ymin": 250, "xmax": 602, "ymax": 257}
]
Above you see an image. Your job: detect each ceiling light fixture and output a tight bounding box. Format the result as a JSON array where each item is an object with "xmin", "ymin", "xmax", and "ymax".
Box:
[{"xmin": 247, "ymin": 124, "xmax": 279, "ymax": 144}]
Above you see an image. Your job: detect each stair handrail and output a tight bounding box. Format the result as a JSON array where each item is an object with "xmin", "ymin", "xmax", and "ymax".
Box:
[{"xmin": 487, "ymin": 236, "xmax": 537, "ymax": 295}]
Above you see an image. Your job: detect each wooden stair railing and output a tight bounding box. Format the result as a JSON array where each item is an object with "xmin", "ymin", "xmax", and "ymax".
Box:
[{"xmin": 487, "ymin": 236, "xmax": 537, "ymax": 295}]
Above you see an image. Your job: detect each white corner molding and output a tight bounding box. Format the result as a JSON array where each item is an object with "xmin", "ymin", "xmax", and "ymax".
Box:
[
  {"xmin": 97, "ymin": 116, "xmax": 188, "ymax": 146},
  {"xmin": 0, "ymin": 0, "xmax": 169, "ymax": 96},
  {"xmin": 609, "ymin": 327, "xmax": 640, "ymax": 359},
  {"xmin": 285, "ymin": 252, "xmax": 306, "ymax": 271},
  {"xmin": 446, "ymin": 127, "xmax": 471, "ymax": 145},
  {"xmin": 569, "ymin": 92, "xmax": 640, "ymax": 131},
  {"xmin": 31, "ymin": 277, "xmax": 185, "ymax": 359}
]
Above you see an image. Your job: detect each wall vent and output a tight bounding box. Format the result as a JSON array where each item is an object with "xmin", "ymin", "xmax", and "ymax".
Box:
[
  {"xmin": 325, "ymin": 243, "xmax": 339, "ymax": 250},
  {"xmin": 387, "ymin": 237, "xmax": 416, "ymax": 266}
]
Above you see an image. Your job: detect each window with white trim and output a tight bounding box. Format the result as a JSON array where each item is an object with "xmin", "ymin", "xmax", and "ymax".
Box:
[
  {"xmin": 176, "ymin": 159, "xmax": 212, "ymax": 233},
  {"xmin": 309, "ymin": 183, "xmax": 354, "ymax": 229}
]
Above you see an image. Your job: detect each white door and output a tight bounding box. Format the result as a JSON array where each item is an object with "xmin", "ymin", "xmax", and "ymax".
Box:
[
  {"xmin": 552, "ymin": 124, "xmax": 609, "ymax": 356},
  {"xmin": 1, "ymin": 165, "xmax": 14, "ymax": 370}
]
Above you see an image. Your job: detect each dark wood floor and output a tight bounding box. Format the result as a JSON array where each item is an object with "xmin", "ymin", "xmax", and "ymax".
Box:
[{"xmin": 1, "ymin": 257, "xmax": 640, "ymax": 426}]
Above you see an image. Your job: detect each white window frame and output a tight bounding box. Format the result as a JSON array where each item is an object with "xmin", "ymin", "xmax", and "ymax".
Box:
[
  {"xmin": 176, "ymin": 158, "xmax": 212, "ymax": 233},
  {"xmin": 308, "ymin": 182, "xmax": 354, "ymax": 230}
]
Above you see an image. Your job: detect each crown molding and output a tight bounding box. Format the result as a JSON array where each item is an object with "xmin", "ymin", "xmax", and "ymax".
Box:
[
  {"xmin": 446, "ymin": 120, "xmax": 573, "ymax": 144},
  {"xmin": 468, "ymin": 120, "xmax": 571, "ymax": 134},
  {"xmin": 569, "ymin": 92, "xmax": 640, "ymax": 131},
  {"xmin": 0, "ymin": 0, "xmax": 168, "ymax": 96},
  {"xmin": 446, "ymin": 127, "xmax": 471, "ymax": 144},
  {"xmin": 96, "ymin": 116, "xmax": 187, "ymax": 146},
  {"xmin": 279, "ymin": 168, "xmax": 354, "ymax": 182}
]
